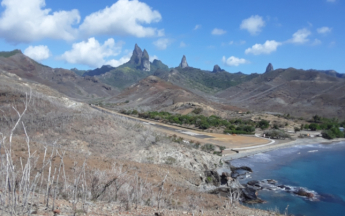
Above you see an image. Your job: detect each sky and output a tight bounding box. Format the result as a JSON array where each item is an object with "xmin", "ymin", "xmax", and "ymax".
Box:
[{"xmin": 0, "ymin": 0, "xmax": 343, "ymax": 74}]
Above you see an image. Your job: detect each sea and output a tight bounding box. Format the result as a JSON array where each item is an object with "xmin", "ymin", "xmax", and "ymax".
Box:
[{"xmin": 229, "ymin": 141, "xmax": 345, "ymax": 216}]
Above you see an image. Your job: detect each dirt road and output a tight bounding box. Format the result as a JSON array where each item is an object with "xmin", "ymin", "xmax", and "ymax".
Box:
[{"xmin": 91, "ymin": 105, "xmax": 270, "ymax": 151}]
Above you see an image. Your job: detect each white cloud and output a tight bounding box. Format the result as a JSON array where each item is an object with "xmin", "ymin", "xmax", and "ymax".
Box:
[
  {"xmin": 289, "ymin": 28, "xmax": 311, "ymax": 44},
  {"xmin": 60, "ymin": 37, "xmax": 124, "ymax": 68},
  {"xmin": 153, "ymin": 38, "xmax": 172, "ymax": 50},
  {"xmin": 194, "ymin": 25, "xmax": 201, "ymax": 30},
  {"xmin": 245, "ymin": 40, "xmax": 282, "ymax": 55},
  {"xmin": 179, "ymin": 41, "xmax": 186, "ymax": 48},
  {"xmin": 150, "ymin": 55, "xmax": 159, "ymax": 62},
  {"xmin": 240, "ymin": 15, "xmax": 265, "ymax": 35},
  {"xmin": 79, "ymin": 0, "xmax": 163, "ymax": 38},
  {"xmin": 24, "ymin": 45, "xmax": 51, "ymax": 61},
  {"xmin": 222, "ymin": 56, "xmax": 249, "ymax": 66},
  {"xmin": 312, "ymin": 39, "xmax": 322, "ymax": 46},
  {"xmin": 317, "ymin": 26, "xmax": 332, "ymax": 34},
  {"xmin": 0, "ymin": 0, "xmax": 80, "ymax": 43},
  {"xmin": 105, "ymin": 52, "xmax": 132, "ymax": 67},
  {"xmin": 211, "ymin": 28, "xmax": 226, "ymax": 35}
]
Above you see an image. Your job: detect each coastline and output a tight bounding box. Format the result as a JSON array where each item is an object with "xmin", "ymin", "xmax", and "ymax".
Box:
[{"xmin": 222, "ymin": 137, "xmax": 345, "ymax": 161}]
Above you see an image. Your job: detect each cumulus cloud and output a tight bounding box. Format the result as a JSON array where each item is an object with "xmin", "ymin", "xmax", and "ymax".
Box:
[
  {"xmin": 317, "ymin": 26, "xmax": 332, "ymax": 34},
  {"xmin": 289, "ymin": 28, "xmax": 311, "ymax": 44},
  {"xmin": 240, "ymin": 15, "xmax": 265, "ymax": 35},
  {"xmin": 149, "ymin": 55, "xmax": 159, "ymax": 62},
  {"xmin": 105, "ymin": 52, "xmax": 132, "ymax": 67},
  {"xmin": 222, "ymin": 56, "xmax": 249, "ymax": 66},
  {"xmin": 60, "ymin": 37, "xmax": 124, "ymax": 68},
  {"xmin": 245, "ymin": 40, "xmax": 282, "ymax": 55},
  {"xmin": 194, "ymin": 25, "xmax": 201, "ymax": 30},
  {"xmin": 0, "ymin": 0, "xmax": 80, "ymax": 43},
  {"xmin": 179, "ymin": 41, "xmax": 186, "ymax": 48},
  {"xmin": 311, "ymin": 39, "xmax": 322, "ymax": 46},
  {"xmin": 24, "ymin": 45, "xmax": 51, "ymax": 61},
  {"xmin": 211, "ymin": 28, "xmax": 226, "ymax": 35},
  {"xmin": 153, "ymin": 38, "xmax": 172, "ymax": 50},
  {"xmin": 79, "ymin": 0, "xmax": 163, "ymax": 38}
]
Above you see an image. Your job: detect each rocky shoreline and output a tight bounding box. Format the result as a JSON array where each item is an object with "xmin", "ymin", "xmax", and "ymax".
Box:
[{"xmin": 202, "ymin": 138, "xmax": 345, "ymax": 207}]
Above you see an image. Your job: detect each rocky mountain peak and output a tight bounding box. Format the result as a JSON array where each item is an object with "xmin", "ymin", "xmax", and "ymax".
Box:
[
  {"xmin": 265, "ymin": 63, "xmax": 274, "ymax": 73},
  {"xmin": 179, "ymin": 55, "xmax": 189, "ymax": 68},
  {"xmin": 140, "ymin": 49, "xmax": 150, "ymax": 71},
  {"xmin": 130, "ymin": 44, "xmax": 143, "ymax": 64},
  {"xmin": 213, "ymin": 64, "xmax": 224, "ymax": 73}
]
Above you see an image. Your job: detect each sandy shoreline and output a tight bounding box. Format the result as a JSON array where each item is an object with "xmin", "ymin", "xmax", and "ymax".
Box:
[{"xmin": 222, "ymin": 137, "xmax": 345, "ymax": 161}]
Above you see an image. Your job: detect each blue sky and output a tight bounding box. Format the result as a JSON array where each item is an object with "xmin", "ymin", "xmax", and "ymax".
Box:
[{"xmin": 0, "ymin": 0, "xmax": 343, "ymax": 74}]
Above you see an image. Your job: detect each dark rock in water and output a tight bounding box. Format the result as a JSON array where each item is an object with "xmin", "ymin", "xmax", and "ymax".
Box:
[
  {"xmin": 179, "ymin": 55, "xmax": 189, "ymax": 68},
  {"xmin": 130, "ymin": 44, "xmax": 143, "ymax": 65},
  {"xmin": 267, "ymin": 179, "xmax": 277, "ymax": 184},
  {"xmin": 229, "ymin": 165, "xmax": 253, "ymax": 173},
  {"xmin": 213, "ymin": 64, "xmax": 224, "ymax": 73},
  {"xmin": 265, "ymin": 63, "xmax": 274, "ymax": 73},
  {"xmin": 204, "ymin": 170, "xmax": 220, "ymax": 186},
  {"xmin": 140, "ymin": 49, "xmax": 150, "ymax": 71},
  {"xmin": 241, "ymin": 187, "xmax": 264, "ymax": 204},
  {"xmin": 294, "ymin": 188, "xmax": 315, "ymax": 199}
]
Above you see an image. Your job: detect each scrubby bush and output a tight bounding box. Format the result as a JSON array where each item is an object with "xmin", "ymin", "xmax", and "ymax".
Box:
[
  {"xmin": 192, "ymin": 108, "xmax": 203, "ymax": 114},
  {"xmin": 257, "ymin": 120, "xmax": 270, "ymax": 130},
  {"xmin": 264, "ymin": 130, "xmax": 291, "ymax": 140}
]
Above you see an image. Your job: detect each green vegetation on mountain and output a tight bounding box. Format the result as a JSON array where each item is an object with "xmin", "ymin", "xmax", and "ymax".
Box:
[
  {"xmin": 154, "ymin": 67, "xmax": 259, "ymax": 94},
  {"xmin": 0, "ymin": 49, "xmax": 22, "ymax": 58}
]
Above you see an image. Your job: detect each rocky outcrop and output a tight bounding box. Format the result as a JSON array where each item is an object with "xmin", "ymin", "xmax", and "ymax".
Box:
[
  {"xmin": 140, "ymin": 49, "xmax": 150, "ymax": 71},
  {"xmin": 212, "ymin": 65, "xmax": 224, "ymax": 73},
  {"xmin": 265, "ymin": 63, "xmax": 274, "ymax": 73},
  {"xmin": 179, "ymin": 55, "xmax": 189, "ymax": 68},
  {"xmin": 204, "ymin": 170, "xmax": 220, "ymax": 186},
  {"xmin": 84, "ymin": 76, "xmax": 98, "ymax": 83},
  {"xmin": 129, "ymin": 44, "xmax": 143, "ymax": 65}
]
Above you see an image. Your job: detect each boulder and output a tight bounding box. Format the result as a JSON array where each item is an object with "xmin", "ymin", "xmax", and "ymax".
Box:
[
  {"xmin": 294, "ymin": 188, "xmax": 315, "ymax": 199},
  {"xmin": 241, "ymin": 187, "xmax": 264, "ymax": 203}
]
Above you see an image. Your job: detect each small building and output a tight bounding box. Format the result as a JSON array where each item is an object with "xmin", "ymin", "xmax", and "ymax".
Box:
[{"xmin": 340, "ymin": 127, "xmax": 344, "ymax": 132}]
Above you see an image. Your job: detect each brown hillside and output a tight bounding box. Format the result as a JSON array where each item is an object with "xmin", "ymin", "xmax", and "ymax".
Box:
[
  {"xmin": 108, "ymin": 75, "xmax": 241, "ymax": 116},
  {"xmin": 216, "ymin": 68, "xmax": 345, "ymax": 119},
  {"xmin": 0, "ymin": 51, "xmax": 119, "ymax": 100}
]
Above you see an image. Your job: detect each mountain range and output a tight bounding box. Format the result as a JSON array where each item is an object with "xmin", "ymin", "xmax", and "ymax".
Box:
[{"xmin": 0, "ymin": 44, "xmax": 344, "ymax": 118}]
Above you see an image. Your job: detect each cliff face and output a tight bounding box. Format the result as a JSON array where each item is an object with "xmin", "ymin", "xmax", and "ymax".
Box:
[
  {"xmin": 265, "ymin": 63, "xmax": 273, "ymax": 73},
  {"xmin": 179, "ymin": 55, "xmax": 189, "ymax": 68},
  {"xmin": 141, "ymin": 49, "xmax": 150, "ymax": 71},
  {"xmin": 129, "ymin": 43, "xmax": 143, "ymax": 65}
]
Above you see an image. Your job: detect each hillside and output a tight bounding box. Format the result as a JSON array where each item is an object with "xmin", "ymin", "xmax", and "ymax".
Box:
[
  {"xmin": 106, "ymin": 75, "xmax": 242, "ymax": 117},
  {"xmin": 154, "ymin": 66, "xmax": 259, "ymax": 95},
  {"xmin": 0, "ymin": 50, "xmax": 118, "ymax": 100},
  {"xmin": 216, "ymin": 67, "xmax": 345, "ymax": 118}
]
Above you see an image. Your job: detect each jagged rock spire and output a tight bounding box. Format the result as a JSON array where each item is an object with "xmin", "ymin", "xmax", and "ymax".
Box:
[
  {"xmin": 266, "ymin": 63, "xmax": 274, "ymax": 73},
  {"xmin": 179, "ymin": 55, "xmax": 189, "ymax": 68},
  {"xmin": 141, "ymin": 49, "xmax": 150, "ymax": 71},
  {"xmin": 213, "ymin": 64, "xmax": 224, "ymax": 73},
  {"xmin": 129, "ymin": 44, "xmax": 143, "ymax": 64}
]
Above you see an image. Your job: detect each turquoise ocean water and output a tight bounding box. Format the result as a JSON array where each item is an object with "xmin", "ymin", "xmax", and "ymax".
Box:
[{"xmin": 230, "ymin": 142, "xmax": 345, "ymax": 216}]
